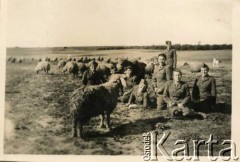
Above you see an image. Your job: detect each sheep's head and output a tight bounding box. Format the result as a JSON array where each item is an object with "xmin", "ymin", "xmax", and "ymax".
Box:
[{"xmin": 108, "ymin": 74, "xmax": 127, "ymax": 94}]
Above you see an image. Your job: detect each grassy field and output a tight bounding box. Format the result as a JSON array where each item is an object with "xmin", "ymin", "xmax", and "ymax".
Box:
[{"xmin": 4, "ymin": 49, "xmax": 231, "ymax": 156}]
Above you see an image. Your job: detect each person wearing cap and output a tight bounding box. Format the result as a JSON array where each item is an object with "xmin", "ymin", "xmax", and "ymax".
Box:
[
  {"xmin": 120, "ymin": 66, "xmax": 138, "ymax": 103},
  {"xmin": 192, "ymin": 64, "xmax": 217, "ymax": 113},
  {"xmin": 163, "ymin": 69, "xmax": 206, "ymax": 118},
  {"xmin": 82, "ymin": 60, "xmax": 104, "ymax": 85},
  {"xmin": 152, "ymin": 53, "xmax": 171, "ymax": 109},
  {"xmin": 165, "ymin": 41, "xmax": 177, "ymax": 78}
]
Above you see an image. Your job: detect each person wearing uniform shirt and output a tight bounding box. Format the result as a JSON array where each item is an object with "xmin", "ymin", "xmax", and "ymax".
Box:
[
  {"xmin": 153, "ymin": 53, "xmax": 171, "ymax": 109},
  {"xmin": 163, "ymin": 69, "xmax": 206, "ymax": 118},
  {"xmin": 82, "ymin": 61, "xmax": 104, "ymax": 85},
  {"xmin": 126, "ymin": 79, "xmax": 149, "ymax": 108},
  {"xmin": 192, "ymin": 64, "xmax": 217, "ymax": 113},
  {"xmin": 165, "ymin": 41, "xmax": 177, "ymax": 79},
  {"xmin": 120, "ymin": 66, "xmax": 138, "ymax": 103}
]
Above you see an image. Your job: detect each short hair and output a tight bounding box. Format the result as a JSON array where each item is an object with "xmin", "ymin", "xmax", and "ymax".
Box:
[
  {"xmin": 173, "ymin": 69, "xmax": 182, "ymax": 75},
  {"xmin": 201, "ymin": 64, "xmax": 209, "ymax": 71},
  {"xmin": 158, "ymin": 53, "xmax": 167, "ymax": 60}
]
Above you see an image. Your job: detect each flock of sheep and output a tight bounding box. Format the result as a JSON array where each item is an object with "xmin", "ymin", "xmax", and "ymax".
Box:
[
  {"xmin": 7, "ymin": 54, "xmax": 218, "ymax": 138},
  {"xmin": 7, "ymin": 55, "xmax": 155, "ymax": 138}
]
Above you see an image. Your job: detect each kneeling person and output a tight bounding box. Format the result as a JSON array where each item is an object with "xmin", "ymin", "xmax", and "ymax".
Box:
[{"xmin": 127, "ymin": 79, "xmax": 149, "ymax": 108}]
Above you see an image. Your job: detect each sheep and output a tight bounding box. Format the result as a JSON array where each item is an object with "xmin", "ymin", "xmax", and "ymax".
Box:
[
  {"xmin": 10, "ymin": 58, "xmax": 16, "ymax": 63},
  {"xmin": 63, "ymin": 61, "xmax": 79, "ymax": 77},
  {"xmin": 145, "ymin": 62, "xmax": 155, "ymax": 78},
  {"xmin": 183, "ymin": 62, "xmax": 207, "ymax": 74},
  {"xmin": 35, "ymin": 60, "xmax": 50, "ymax": 74},
  {"xmin": 17, "ymin": 58, "xmax": 23, "ymax": 63},
  {"xmin": 58, "ymin": 60, "xmax": 67, "ymax": 69},
  {"xmin": 7, "ymin": 57, "xmax": 13, "ymax": 62},
  {"xmin": 76, "ymin": 62, "xmax": 88, "ymax": 76},
  {"xmin": 213, "ymin": 58, "xmax": 221, "ymax": 68},
  {"xmin": 70, "ymin": 74, "xmax": 126, "ymax": 137}
]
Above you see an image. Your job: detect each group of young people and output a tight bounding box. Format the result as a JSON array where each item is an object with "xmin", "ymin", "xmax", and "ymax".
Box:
[{"xmin": 80, "ymin": 41, "xmax": 217, "ymax": 118}]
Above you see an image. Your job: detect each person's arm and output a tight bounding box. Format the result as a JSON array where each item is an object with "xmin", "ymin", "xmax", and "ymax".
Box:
[
  {"xmin": 192, "ymin": 78, "xmax": 200, "ymax": 101},
  {"xmin": 165, "ymin": 65, "xmax": 172, "ymax": 81},
  {"xmin": 173, "ymin": 49, "xmax": 177, "ymax": 69},
  {"xmin": 163, "ymin": 82, "xmax": 172, "ymax": 105},
  {"xmin": 211, "ymin": 77, "xmax": 217, "ymax": 105},
  {"xmin": 181, "ymin": 83, "xmax": 191, "ymax": 107},
  {"xmin": 211, "ymin": 77, "xmax": 217, "ymax": 97}
]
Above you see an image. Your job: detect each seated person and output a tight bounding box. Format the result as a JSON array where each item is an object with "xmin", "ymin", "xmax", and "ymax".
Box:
[
  {"xmin": 192, "ymin": 64, "xmax": 217, "ymax": 113},
  {"xmin": 126, "ymin": 79, "xmax": 149, "ymax": 108},
  {"xmin": 153, "ymin": 53, "xmax": 172, "ymax": 110},
  {"xmin": 120, "ymin": 66, "xmax": 138, "ymax": 103},
  {"xmin": 163, "ymin": 69, "xmax": 206, "ymax": 118},
  {"xmin": 82, "ymin": 61, "xmax": 104, "ymax": 85}
]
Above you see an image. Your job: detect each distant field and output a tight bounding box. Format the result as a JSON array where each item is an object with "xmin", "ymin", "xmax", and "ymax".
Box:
[{"xmin": 5, "ymin": 49, "xmax": 231, "ymax": 155}]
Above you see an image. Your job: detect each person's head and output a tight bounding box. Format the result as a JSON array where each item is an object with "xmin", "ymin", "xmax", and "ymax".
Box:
[
  {"xmin": 166, "ymin": 41, "xmax": 172, "ymax": 50},
  {"xmin": 125, "ymin": 66, "xmax": 133, "ymax": 78},
  {"xmin": 158, "ymin": 53, "xmax": 166, "ymax": 65},
  {"xmin": 89, "ymin": 61, "xmax": 98, "ymax": 72},
  {"xmin": 201, "ymin": 64, "xmax": 209, "ymax": 77},
  {"xmin": 173, "ymin": 69, "xmax": 182, "ymax": 82}
]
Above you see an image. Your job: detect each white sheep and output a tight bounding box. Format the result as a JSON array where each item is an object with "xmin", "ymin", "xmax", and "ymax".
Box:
[
  {"xmin": 70, "ymin": 74, "xmax": 126, "ymax": 138},
  {"xmin": 63, "ymin": 61, "xmax": 79, "ymax": 77},
  {"xmin": 35, "ymin": 60, "xmax": 50, "ymax": 74},
  {"xmin": 213, "ymin": 58, "xmax": 221, "ymax": 68},
  {"xmin": 57, "ymin": 60, "xmax": 67, "ymax": 69}
]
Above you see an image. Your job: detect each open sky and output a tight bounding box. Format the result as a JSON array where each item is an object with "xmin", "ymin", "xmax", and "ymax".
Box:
[{"xmin": 7, "ymin": 0, "xmax": 232, "ymax": 47}]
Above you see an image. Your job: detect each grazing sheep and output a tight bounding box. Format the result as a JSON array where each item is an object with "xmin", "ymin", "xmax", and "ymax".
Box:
[
  {"xmin": 76, "ymin": 63, "xmax": 88, "ymax": 76},
  {"xmin": 58, "ymin": 60, "xmax": 67, "ymax": 69},
  {"xmin": 70, "ymin": 74, "xmax": 126, "ymax": 137},
  {"xmin": 17, "ymin": 58, "xmax": 23, "ymax": 63},
  {"xmin": 183, "ymin": 62, "xmax": 207, "ymax": 73},
  {"xmin": 10, "ymin": 58, "xmax": 16, "ymax": 63},
  {"xmin": 77, "ymin": 57, "xmax": 83, "ymax": 62},
  {"xmin": 213, "ymin": 58, "xmax": 221, "ymax": 68},
  {"xmin": 63, "ymin": 61, "xmax": 79, "ymax": 77},
  {"xmin": 7, "ymin": 57, "xmax": 13, "ymax": 62},
  {"xmin": 35, "ymin": 60, "xmax": 50, "ymax": 74},
  {"xmin": 145, "ymin": 62, "xmax": 154, "ymax": 78}
]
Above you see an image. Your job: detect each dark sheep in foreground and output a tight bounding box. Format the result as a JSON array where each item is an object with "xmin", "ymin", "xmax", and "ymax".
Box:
[
  {"xmin": 35, "ymin": 61, "xmax": 50, "ymax": 74},
  {"xmin": 70, "ymin": 74, "xmax": 126, "ymax": 138}
]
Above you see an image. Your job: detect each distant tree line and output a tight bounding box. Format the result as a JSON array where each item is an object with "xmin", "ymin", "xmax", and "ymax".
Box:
[
  {"xmin": 90, "ymin": 44, "xmax": 232, "ymax": 51},
  {"xmin": 10, "ymin": 44, "xmax": 232, "ymax": 51}
]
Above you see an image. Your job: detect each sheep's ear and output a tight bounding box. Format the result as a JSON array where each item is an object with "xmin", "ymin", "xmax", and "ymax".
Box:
[{"xmin": 120, "ymin": 77, "xmax": 127, "ymax": 87}]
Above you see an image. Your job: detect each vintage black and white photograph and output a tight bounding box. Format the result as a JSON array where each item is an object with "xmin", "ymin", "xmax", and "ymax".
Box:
[{"xmin": 4, "ymin": 0, "xmax": 234, "ymax": 159}]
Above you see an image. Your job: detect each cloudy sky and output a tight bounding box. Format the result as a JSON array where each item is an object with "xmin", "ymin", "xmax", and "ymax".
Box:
[{"xmin": 7, "ymin": 0, "xmax": 232, "ymax": 47}]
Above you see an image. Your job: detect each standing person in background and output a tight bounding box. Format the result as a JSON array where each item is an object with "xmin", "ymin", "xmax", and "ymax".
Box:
[
  {"xmin": 165, "ymin": 41, "xmax": 177, "ymax": 79},
  {"xmin": 153, "ymin": 53, "xmax": 171, "ymax": 110}
]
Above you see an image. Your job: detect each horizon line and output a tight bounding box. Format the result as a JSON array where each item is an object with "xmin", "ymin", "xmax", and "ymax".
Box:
[{"xmin": 7, "ymin": 43, "xmax": 232, "ymax": 49}]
